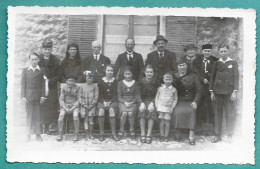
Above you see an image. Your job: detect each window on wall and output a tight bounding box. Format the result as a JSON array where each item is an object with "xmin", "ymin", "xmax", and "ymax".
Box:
[{"xmin": 103, "ymin": 15, "xmax": 159, "ymax": 63}]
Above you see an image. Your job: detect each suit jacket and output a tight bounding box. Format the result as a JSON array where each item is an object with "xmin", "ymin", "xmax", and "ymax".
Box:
[
  {"xmin": 21, "ymin": 67, "xmax": 45, "ymax": 101},
  {"xmin": 82, "ymin": 54, "xmax": 111, "ymax": 82},
  {"xmin": 114, "ymin": 51, "xmax": 144, "ymax": 81},
  {"xmin": 193, "ymin": 55, "xmax": 218, "ymax": 84},
  {"xmin": 209, "ymin": 59, "xmax": 239, "ymax": 95},
  {"xmin": 145, "ymin": 49, "xmax": 177, "ymax": 80},
  {"xmin": 38, "ymin": 54, "xmax": 60, "ymax": 89}
]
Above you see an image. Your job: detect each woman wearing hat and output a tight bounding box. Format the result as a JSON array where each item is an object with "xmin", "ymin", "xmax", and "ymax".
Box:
[
  {"xmin": 146, "ymin": 35, "xmax": 177, "ymax": 82},
  {"xmin": 38, "ymin": 39, "xmax": 60, "ymax": 134},
  {"xmin": 182, "ymin": 44, "xmax": 199, "ymax": 72},
  {"xmin": 60, "ymin": 43, "xmax": 84, "ymax": 83},
  {"xmin": 173, "ymin": 57, "xmax": 201, "ymax": 145}
]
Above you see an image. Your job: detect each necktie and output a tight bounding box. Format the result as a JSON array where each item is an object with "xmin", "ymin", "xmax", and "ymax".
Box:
[
  {"xmin": 159, "ymin": 52, "xmax": 163, "ymax": 59},
  {"xmin": 128, "ymin": 54, "xmax": 133, "ymax": 62},
  {"xmin": 203, "ymin": 59, "xmax": 209, "ymax": 73},
  {"xmin": 95, "ymin": 55, "xmax": 98, "ymax": 61}
]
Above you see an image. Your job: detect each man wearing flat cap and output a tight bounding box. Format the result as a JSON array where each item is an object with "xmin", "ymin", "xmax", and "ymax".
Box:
[
  {"xmin": 182, "ymin": 44, "xmax": 200, "ymax": 73},
  {"xmin": 193, "ymin": 44, "xmax": 218, "ymax": 129},
  {"xmin": 38, "ymin": 39, "xmax": 61, "ymax": 134},
  {"xmin": 145, "ymin": 35, "xmax": 177, "ymax": 82}
]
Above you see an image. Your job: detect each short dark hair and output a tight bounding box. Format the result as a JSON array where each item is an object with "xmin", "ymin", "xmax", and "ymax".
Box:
[
  {"xmin": 105, "ymin": 64, "xmax": 114, "ymax": 71},
  {"xmin": 123, "ymin": 66, "xmax": 133, "ymax": 74},
  {"xmin": 218, "ymin": 43, "xmax": 230, "ymax": 50},
  {"xmin": 144, "ymin": 64, "xmax": 154, "ymax": 72},
  {"xmin": 163, "ymin": 72, "xmax": 173, "ymax": 79},
  {"xmin": 28, "ymin": 53, "xmax": 39, "ymax": 59}
]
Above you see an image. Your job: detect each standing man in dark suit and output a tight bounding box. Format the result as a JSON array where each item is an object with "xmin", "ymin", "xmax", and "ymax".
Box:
[
  {"xmin": 114, "ymin": 38, "xmax": 144, "ymax": 81},
  {"xmin": 38, "ymin": 39, "xmax": 60, "ymax": 134},
  {"xmin": 145, "ymin": 35, "xmax": 177, "ymax": 82},
  {"xmin": 209, "ymin": 44, "xmax": 239, "ymax": 143},
  {"xmin": 82, "ymin": 41, "xmax": 111, "ymax": 82},
  {"xmin": 182, "ymin": 44, "xmax": 199, "ymax": 72},
  {"xmin": 193, "ymin": 44, "xmax": 218, "ymax": 129},
  {"xmin": 21, "ymin": 53, "xmax": 46, "ymax": 141}
]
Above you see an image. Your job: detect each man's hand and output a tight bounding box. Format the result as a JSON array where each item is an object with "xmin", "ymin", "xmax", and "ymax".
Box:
[
  {"xmin": 203, "ymin": 79, "xmax": 209, "ymax": 85},
  {"xmin": 191, "ymin": 102, "xmax": 197, "ymax": 110},
  {"xmin": 40, "ymin": 97, "xmax": 47, "ymax": 104},
  {"xmin": 210, "ymin": 92, "xmax": 216, "ymax": 101},
  {"xmin": 230, "ymin": 91, "xmax": 238, "ymax": 101},
  {"xmin": 22, "ymin": 98, "xmax": 28, "ymax": 103}
]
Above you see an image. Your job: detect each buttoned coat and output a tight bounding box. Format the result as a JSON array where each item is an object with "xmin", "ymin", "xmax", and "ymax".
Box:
[
  {"xmin": 114, "ymin": 51, "xmax": 144, "ymax": 81},
  {"xmin": 209, "ymin": 60, "xmax": 239, "ymax": 95},
  {"xmin": 145, "ymin": 49, "xmax": 177, "ymax": 81},
  {"xmin": 82, "ymin": 54, "xmax": 111, "ymax": 82},
  {"xmin": 21, "ymin": 67, "xmax": 45, "ymax": 101}
]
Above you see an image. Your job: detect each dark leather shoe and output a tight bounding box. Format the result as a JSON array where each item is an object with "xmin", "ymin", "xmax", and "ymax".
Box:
[
  {"xmin": 73, "ymin": 134, "xmax": 79, "ymax": 141},
  {"xmin": 112, "ymin": 134, "xmax": 119, "ymax": 141},
  {"xmin": 36, "ymin": 134, "xmax": 43, "ymax": 141},
  {"xmin": 130, "ymin": 131, "xmax": 135, "ymax": 139},
  {"xmin": 189, "ymin": 139, "xmax": 195, "ymax": 145},
  {"xmin": 175, "ymin": 137, "xmax": 181, "ymax": 142},
  {"xmin": 164, "ymin": 137, "xmax": 169, "ymax": 142},
  {"xmin": 140, "ymin": 136, "xmax": 146, "ymax": 143},
  {"xmin": 211, "ymin": 136, "xmax": 222, "ymax": 143},
  {"xmin": 56, "ymin": 134, "xmax": 63, "ymax": 141},
  {"xmin": 146, "ymin": 136, "xmax": 152, "ymax": 144},
  {"xmin": 99, "ymin": 135, "xmax": 105, "ymax": 141},
  {"xmin": 159, "ymin": 136, "xmax": 164, "ymax": 142}
]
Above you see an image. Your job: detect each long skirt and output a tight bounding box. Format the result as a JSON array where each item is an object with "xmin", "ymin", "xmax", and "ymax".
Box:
[{"xmin": 173, "ymin": 101, "xmax": 196, "ymax": 130}]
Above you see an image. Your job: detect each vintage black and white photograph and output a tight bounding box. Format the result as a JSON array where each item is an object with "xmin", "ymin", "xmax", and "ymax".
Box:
[{"xmin": 7, "ymin": 7, "xmax": 255, "ymax": 164}]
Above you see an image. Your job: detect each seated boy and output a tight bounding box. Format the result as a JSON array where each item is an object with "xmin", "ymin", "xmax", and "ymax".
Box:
[
  {"xmin": 21, "ymin": 53, "xmax": 46, "ymax": 142},
  {"xmin": 57, "ymin": 75, "xmax": 81, "ymax": 142}
]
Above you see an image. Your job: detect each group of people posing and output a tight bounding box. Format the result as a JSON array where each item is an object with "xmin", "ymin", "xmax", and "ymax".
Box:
[{"xmin": 21, "ymin": 35, "xmax": 239, "ymax": 146}]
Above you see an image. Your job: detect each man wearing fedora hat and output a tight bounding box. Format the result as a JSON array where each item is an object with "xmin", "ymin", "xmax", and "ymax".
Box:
[
  {"xmin": 38, "ymin": 39, "xmax": 60, "ymax": 134},
  {"xmin": 193, "ymin": 44, "xmax": 218, "ymax": 131},
  {"xmin": 182, "ymin": 44, "xmax": 199, "ymax": 72},
  {"xmin": 145, "ymin": 35, "xmax": 177, "ymax": 82}
]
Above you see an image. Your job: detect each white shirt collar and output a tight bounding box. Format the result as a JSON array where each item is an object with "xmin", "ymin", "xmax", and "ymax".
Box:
[
  {"xmin": 93, "ymin": 53, "xmax": 100, "ymax": 61},
  {"xmin": 123, "ymin": 79, "xmax": 135, "ymax": 87},
  {"xmin": 218, "ymin": 57, "xmax": 233, "ymax": 63},
  {"xmin": 28, "ymin": 65, "xmax": 40, "ymax": 71},
  {"xmin": 127, "ymin": 51, "xmax": 133, "ymax": 55},
  {"xmin": 102, "ymin": 77, "xmax": 115, "ymax": 83},
  {"xmin": 158, "ymin": 51, "xmax": 164, "ymax": 57},
  {"xmin": 162, "ymin": 84, "xmax": 173, "ymax": 89}
]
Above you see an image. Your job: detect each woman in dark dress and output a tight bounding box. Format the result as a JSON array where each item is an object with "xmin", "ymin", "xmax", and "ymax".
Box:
[
  {"xmin": 60, "ymin": 43, "xmax": 83, "ymax": 83},
  {"xmin": 97, "ymin": 64, "xmax": 119, "ymax": 141},
  {"xmin": 138, "ymin": 65, "xmax": 160, "ymax": 144},
  {"xmin": 38, "ymin": 40, "xmax": 60, "ymax": 134},
  {"xmin": 173, "ymin": 58, "xmax": 201, "ymax": 145},
  {"xmin": 117, "ymin": 66, "xmax": 142, "ymax": 139}
]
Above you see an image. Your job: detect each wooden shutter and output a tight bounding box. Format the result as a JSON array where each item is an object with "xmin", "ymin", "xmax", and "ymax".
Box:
[
  {"xmin": 166, "ymin": 16, "xmax": 196, "ymax": 58},
  {"xmin": 67, "ymin": 15, "xmax": 97, "ymax": 58}
]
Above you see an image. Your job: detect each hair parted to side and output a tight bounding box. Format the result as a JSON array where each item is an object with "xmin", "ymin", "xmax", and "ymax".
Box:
[
  {"xmin": 163, "ymin": 72, "xmax": 173, "ymax": 79},
  {"xmin": 144, "ymin": 64, "xmax": 154, "ymax": 72},
  {"xmin": 218, "ymin": 43, "xmax": 230, "ymax": 50},
  {"xmin": 28, "ymin": 52, "xmax": 39, "ymax": 59},
  {"xmin": 105, "ymin": 64, "xmax": 114, "ymax": 70}
]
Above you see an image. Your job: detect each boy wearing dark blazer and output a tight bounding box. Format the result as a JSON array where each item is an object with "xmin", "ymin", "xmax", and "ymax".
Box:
[
  {"xmin": 209, "ymin": 44, "xmax": 239, "ymax": 143},
  {"xmin": 21, "ymin": 53, "xmax": 46, "ymax": 141}
]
